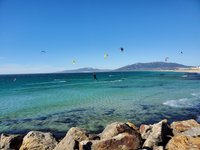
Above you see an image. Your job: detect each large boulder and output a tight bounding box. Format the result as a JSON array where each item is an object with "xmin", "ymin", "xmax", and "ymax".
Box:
[
  {"xmin": 0, "ymin": 134, "xmax": 23, "ymax": 150},
  {"xmin": 181, "ymin": 127, "xmax": 200, "ymax": 137},
  {"xmin": 153, "ymin": 146, "xmax": 164, "ymax": 150},
  {"xmin": 140, "ymin": 119, "xmax": 172, "ymax": 149},
  {"xmin": 20, "ymin": 131, "xmax": 57, "ymax": 150},
  {"xmin": 140, "ymin": 124, "xmax": 151, "ymax": 140},
  {"xmin": 54, "ymin": 127, "xmax": 88, "ymax": 150},
  {"xmin": 80, "ymin": 132, "xmax": 141, "ymax": 150},
  {"xmin": 171, "ymin": 119, "xmax": 200, "ymax": 135},
  {"xmin": 126, "ymin": 122, "xmax": 139, "ymax": 132},
  {"xmin": 166, "ymin": 134, "xmax": 200, "ymax": 150},
  {"xmin": 100, "ymin": 122, "xmax": 139, "ymax": 140}
]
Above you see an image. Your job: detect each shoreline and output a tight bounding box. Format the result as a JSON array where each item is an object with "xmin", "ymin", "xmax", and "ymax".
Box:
[
  {"xmin": 156, "ymin": 69, "xmax": 200, "ymax": 73},
  {"xmin": 1, "ymin": 118, "xmax": 200, "ymax": 150}
]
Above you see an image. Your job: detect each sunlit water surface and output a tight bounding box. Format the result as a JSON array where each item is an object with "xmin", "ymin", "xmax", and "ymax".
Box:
[{"xmin": 0, "ymin": 71, "xmax": 200, "ymax": 137}]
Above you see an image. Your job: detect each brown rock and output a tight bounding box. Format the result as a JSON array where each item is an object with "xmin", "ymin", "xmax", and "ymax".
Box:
[
  {"xmin": 166, "ymin": 134, "xmax": 200, "ymax": 150},
  {"xmin": 0, "ymin": 134, "xmax": 23, "ymax": 150},
  {"xmin": 80, "ymin": 132, "xmax": 141, "ymax": 150},
  {"xmin": 171, "ymin": 119, "xmax": 200, "ymax": 135},
  {"xmin": 126, "ymin": 122, "xmax": 139, "ymax": 132},
  {"xmin": 100, "ymin": 122, "xmax": 138, "ymax": 140},
  {"xmin": 54, "ymin": 127, "xmax": 88, "ymax": 150},
  {"xmin": 20, "ymin": 131, "xmax": 57, "ymax": 150}
]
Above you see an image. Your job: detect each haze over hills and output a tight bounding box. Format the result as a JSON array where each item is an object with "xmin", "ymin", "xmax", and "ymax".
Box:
[{"xmin": 59, "ymin": 62, "xmax": 192, "ymax": 73}]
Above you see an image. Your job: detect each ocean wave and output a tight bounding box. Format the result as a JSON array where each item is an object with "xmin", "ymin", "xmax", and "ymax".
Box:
[
  {"xmin": 163, "ymin": 92, "xmax": 200, "ymax": 108},
  {"xmin": 191, "ymin": 92, "xmax": 200, "ymax": 98},
  {"xmin": 110, "ymin": 80, "xmax": 122, "ymax": 82},
  {"xmin": 25, "ymin": 80, "xmax": 66, "ymax": 86},
  {"xmin": 54, "ymin": 79, "xmax": 67, "ymax": 83},
  {"xmin": 163, "ymin": 98, "xmax": 192, "ymax": 108}
]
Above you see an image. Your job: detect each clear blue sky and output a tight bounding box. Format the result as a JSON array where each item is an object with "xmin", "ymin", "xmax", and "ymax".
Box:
[{"xmin": 0, "ymin": 0, "xmax": 200, "ymax": 74}]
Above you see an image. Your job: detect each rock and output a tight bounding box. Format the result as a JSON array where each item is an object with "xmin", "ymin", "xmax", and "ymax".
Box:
[
  {"xmin": 171, "ymin": 119, "xmax": 200, "ymax": 135},
  {"xmin": 126, "ymin": 122, "xmax": 139, "ymax": 132},
  {"xmin": 88, "ymin": 134, "xmax": 100, "ymax": 140},
  {"xmin": 142, "ymin": 119, "xmax": 171, "ymax": 149},
  {"xmin": 79, "ymin": 140, "xmax": 93, "ymax": 150},
  {"xmin": 0, "ymin": 134, "xmax": 23, "ymax": 150},
  {"xmin": 181, "ymin": 127, "xmax": 200, "ymax": 137},
  {"xmin": 80, "ymin": 132, "xmax": 141, "ymax": 150},
  {"xmin": 54, "ymin": 127, "xmax": 88, "ymax": 150},
  {"xmin": 140, "ymin": 124, "xmax": 151, "ymax": 140},
  {"xmin": 153, "ymin": 146, "xmax": 164, "ymax": 150},
  {"xmin": 166, "ymin": 134, "xmax": 200, "ymax": 150},
  {"xmin": 100, "ymin": 122, "xmax": 139, "ymax": 140},
  {"xmin": 20, "ymin": 131, "xmax": 57, "ymax": 150}
]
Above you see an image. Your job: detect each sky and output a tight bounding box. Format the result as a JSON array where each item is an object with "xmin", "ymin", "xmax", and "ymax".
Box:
[{"xmin": 0, "ymin": 0, "xmax": 200, "ymax": 74}]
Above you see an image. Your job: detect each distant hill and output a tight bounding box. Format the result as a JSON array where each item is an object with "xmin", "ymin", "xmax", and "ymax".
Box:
[
  {"xmin": 59, "ymin": 67, "xmax": 111, "ymax": 73},
  {"xmin": 115, "ymin": 62, "xmax": 191, "ymax": 71},
  {"xmin": 59, "ymin": 62, "xmax": 191, "ymax": 73}
]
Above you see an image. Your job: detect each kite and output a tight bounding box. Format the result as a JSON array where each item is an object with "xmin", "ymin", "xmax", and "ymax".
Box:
[
  {"xmin": 72, "ymin": 60, "xmax": 76, "ymax": 65},
  {"xmin": 165, "ymin": 57, "xmax": 169, "ymax": 62},
  {"xmin": 104, "ymin": 53, "xmax": 108, "ymax": 59},
  {"xmin": 41, "ymin": 50, "xmax": 46, "ymax": 53},
  {"xmin": 120, "ymin": 47, "xmax": 124, "ymax": 52}
]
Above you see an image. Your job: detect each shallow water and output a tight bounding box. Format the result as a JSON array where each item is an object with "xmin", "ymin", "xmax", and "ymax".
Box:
[{"xmin": 0, "ymin": 71, "xmax": 200, "ymax": 137}]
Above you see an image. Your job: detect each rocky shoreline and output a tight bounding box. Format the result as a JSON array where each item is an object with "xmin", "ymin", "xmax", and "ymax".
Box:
[{"xmin": 1, "ymin": 119, "xmax": 200, "ymax": 150}]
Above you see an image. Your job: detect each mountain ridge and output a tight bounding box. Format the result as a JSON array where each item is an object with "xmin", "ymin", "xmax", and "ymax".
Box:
[
  {"xmin": 59, "ymin": 62, "xmax": 192, "ymax": 73},
  {"xmin": 115, "ymin": 62, "xmax": 191, "ymax": 71},
  {"xmin": 59, "ymin": 67, "xmax": 111, "ymax": 73}
]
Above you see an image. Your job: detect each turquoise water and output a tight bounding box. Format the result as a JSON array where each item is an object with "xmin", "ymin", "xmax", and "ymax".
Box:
[{"xmin": 0, "ymin": 71, "xmax": 200, "ymax": 137}]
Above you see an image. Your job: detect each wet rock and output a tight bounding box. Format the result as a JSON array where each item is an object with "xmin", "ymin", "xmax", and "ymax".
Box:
[
  {"xmin": 0, "ymin": 134, "xmax": 23, "ymax": 150},
  {"xmin": 166, "ymin": 134, "xmax": 200, "ymax": 150},
  {"xmin": 80, "ymin": 132, "xmax": 141, "ymax": 150},
  {"xmin": 171, "ymin": 119, "xmax": 200, "ymax": 135},
  {"xmin": 100, "ymin": 122, "xmax": 139, "ymax": 140},
  {"xmin": 20, "ymin": 131, "xmax": 57, "ymax": 150},
  {"xmin": 142, "ymin": 119, "xmax": 171, "ymax": 149},
  {"xmin": 54, "ymin": 127, "xmax": 88, "ymax": 150}
]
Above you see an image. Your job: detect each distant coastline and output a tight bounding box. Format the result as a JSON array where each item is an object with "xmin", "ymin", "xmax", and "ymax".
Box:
[
  {"xmin": 152, "ymin": 68, "xmax": 200, "ymax": 73},
  {"xmin": 58, "ymin": 62, "xmax": 199, "ymax": 74}
]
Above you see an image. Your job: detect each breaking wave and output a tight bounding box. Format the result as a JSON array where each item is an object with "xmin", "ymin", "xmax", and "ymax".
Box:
[{"xmin": 163, "ymin": 98, "xmax": 194, "ymax": 108}]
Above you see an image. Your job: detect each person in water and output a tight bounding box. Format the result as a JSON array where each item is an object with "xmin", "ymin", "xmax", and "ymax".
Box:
[{"xmin": 93, "ymin": 73, "xmax": 97, "ymax": 80}]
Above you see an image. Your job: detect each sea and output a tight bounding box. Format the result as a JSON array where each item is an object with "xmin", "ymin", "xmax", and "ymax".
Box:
[{"xmin": 0, "ymin": 71, "xmax": 200, "ymax": 137}]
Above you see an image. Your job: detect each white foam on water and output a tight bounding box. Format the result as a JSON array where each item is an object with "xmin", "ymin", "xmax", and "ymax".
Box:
[
  {"xmin": 191, "ymin": 92, "xmax": 200, "ymax": 98},
  {"xmin": 182, "ymin": 75, "xmax": 188, "ymax": 78},
  {"xmin": 54, "ymin": 79, "xmax": 67, "ymax": 83},
  {"xmin": 110, "ymin": 80, "xmax": 122, "ymax": 82},
  {"xmin": 163, "ymin": 98, "xmax": 194, "ymax": 108}
]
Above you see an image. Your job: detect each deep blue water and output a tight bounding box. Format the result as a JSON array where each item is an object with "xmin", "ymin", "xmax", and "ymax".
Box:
[{"xmin": 0, "ymin": 71, "xmax": 200, "ymax": 137}]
